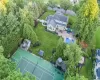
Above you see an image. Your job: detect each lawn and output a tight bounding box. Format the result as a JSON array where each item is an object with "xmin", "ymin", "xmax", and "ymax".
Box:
[
  {"xmin": 80, "ymin": 58, "xmax": 93, "ymax": 80},
  {"xmin": 80, "ymin": 27, "xmax": 100, "ymax": 79},
  {"xmin": 40, "ymin": 10, "xmax": 55, "ymax": 19},
  {"xmin": 43, "ymin": 0, "xmax": 61, "ymax": 4},
  {"xmin": 95, "ymin": 27, "xmax": 100, "ymax": 48},
  {"xmin": 31, "ymin": 11, "xmax": 59, "ymax": 61}
]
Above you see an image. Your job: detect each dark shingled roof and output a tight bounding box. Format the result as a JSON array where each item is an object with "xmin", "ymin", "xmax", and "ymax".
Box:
[
  {"xmin": 96, "ymin": 68, "xmax": 100, "ymax": 79},
  {"xmin": 96, "ymin": 49, "xmax": 100, "ymax": 56},
  {"xmin": 54, "ymin": 14, "xmax": 67, "ymax": 22}
]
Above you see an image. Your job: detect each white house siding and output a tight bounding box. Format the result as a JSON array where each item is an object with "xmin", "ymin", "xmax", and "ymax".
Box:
[
  {"xmin": 55, "ymin": 20, "xmax": 66, "ymax": 25},
  {"xmin": 57, "ymin": 25, "xmax": 65, "ymax": 31},
  {"xmin": 47, "ymin": 24, "xmax": 56, "ymax": 32}
]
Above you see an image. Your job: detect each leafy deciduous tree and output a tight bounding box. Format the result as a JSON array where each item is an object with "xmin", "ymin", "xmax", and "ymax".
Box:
[
  {"xmin": 54, "ymin": 38, "xmax": 66, "ymax": 60},
  {"xmin": 76, "ymin": 0, "xmax": 99, "ymax": 43},
  {"xmin": 63, "ymin": 43, "xmax": 83, "ymax": 74},
  {"xmin": 65, "ymin": 74, "xmax": 88, "ymax": 80},
  {"xmin": 23, "ymin": 24, "xmax": 38, "ymax": 44},
  {"xmin": 60, "ymin": 0, "xmax": 72, "ymax": 10}
]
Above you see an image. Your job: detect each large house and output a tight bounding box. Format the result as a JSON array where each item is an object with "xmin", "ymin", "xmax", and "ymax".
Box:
[{"xmin": 45, "ymin": 12, "xmax": 68, "ymax": 32}]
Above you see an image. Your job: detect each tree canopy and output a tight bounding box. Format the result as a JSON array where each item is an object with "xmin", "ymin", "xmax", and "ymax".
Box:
[
  {"xmin": 60, "ymin": 0, "xmax": 72, "ymax": 10},
  {"xmin": 75, "ymin": 0, "xmax": 99, "ymax": 43},
  {"xmin": 23, "ymin": 24, "xmax": 38, "ymax": 44},
  {"xmin": 0, "ymin": 46, "xmax": 36, "ymax": 80},
  {"xmin": 63, "ymin": 43, "xmax": 83, "ymax": 75},
  {"xmin": 0, "ymin": 0, "xmax": 40, "ymax": 57},
  {"xmin": 65, "ymin": 74, "xmax": 88, "ymax": 80},
  {"xmin": 54, "ymin": 38, "xmax": 66, "ymax": 60}
]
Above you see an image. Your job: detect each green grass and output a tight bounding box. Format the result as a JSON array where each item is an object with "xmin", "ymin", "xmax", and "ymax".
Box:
[
  {"xmin": 80, "ymin": 27, "xmax": 100, "ymax": 79},
  {"xmin": 40, "ymin": 10, "xmax": 55, "ymax": 19},
  {"xmin": 80, "ymin": 58, "xmax": 93, "ymax": 80},
  {"xmin": 31, "ymin": 11, "xmax": 59, "ymax": 61},
  {"xmin": 43, "ymin": 0, "xmax": 61, "ymax": 4},
  {"xmin": 95, "ymin": 27, "xmax": 100, "ymax": 48}
]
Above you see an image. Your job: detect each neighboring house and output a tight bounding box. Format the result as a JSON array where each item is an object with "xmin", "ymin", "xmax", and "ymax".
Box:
[
  {"xmin": 94, "ymin": 49, "xmax": 100, "ymax": 80},
  {"xmin": 45, "ymin": 12, "xmax": 68, "ymax": 32}
]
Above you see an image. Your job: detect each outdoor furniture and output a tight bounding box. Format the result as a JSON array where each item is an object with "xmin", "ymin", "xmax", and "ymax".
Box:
[
  {"xmin": 33, "ymin": 41, "xmax": 41, "ymax": 47},
  {"xmin": 66, "ymin": 28, "xmax": 72, "ymax": 33},
  {"xmin": 38, "ymin": 50, "xmax": 44, "ymax": 57}
]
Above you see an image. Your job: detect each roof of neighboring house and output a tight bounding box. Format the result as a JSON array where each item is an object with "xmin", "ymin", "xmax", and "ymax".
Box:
[
  {"xmin": 97, "ymin": 49, "xmax": 100, "ymax": 56},
  {"xmin": 96, "ymin": 68, "xmax": 100, "ymax": 79},
  {"xmin": 96, "ymin": 59, "xmax": 100, "ymax": 63}
]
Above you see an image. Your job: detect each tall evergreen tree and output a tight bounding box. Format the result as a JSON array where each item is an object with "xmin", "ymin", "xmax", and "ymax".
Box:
[
  {"xmin": 23, "ymin": 24, "xmax": 38, "ymax": 44},
  {"xmin": 54, "ymin": 38, "xmax": 66, "ymax": 60},
  {"xmin": 75, "ymin": 0, "xmax": 99, "ymax": 43}
]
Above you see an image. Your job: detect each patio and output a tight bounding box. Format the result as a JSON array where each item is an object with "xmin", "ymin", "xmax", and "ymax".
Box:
[{"xmin": 56, "ymin": 30, "xmax": 75, "ymax": 43}]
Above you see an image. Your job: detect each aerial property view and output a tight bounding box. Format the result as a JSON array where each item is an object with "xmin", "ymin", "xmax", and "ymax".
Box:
[{"xmin": 0, "ymin": 0, "xmax": 100, "ymax": 80}]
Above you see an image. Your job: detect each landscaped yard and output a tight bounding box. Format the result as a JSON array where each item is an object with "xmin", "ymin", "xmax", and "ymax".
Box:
[
  {"xmin": 31, "ymin": 11, "xmax": 59, "ymax": 61},
  {"xmin": 80, "ymin": 27, "xmax": 100, "ymax": 79},
  {"xmin": 31, "ymin": 10, "xmax": 99, "ymax": 80},
  {"xmin": 40, "ymin": 10, "xmax": 55, "ymax": 20},
  {"xmin": 80, "ymin": 58, "xmax": 93, "ymax": 79},
  {"xmin": 95, "ymin": 27, "xmax": 100, "ymax": 48}
]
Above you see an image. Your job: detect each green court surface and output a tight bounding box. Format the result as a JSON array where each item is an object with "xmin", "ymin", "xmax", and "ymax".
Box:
[{"xmin": 11, "ymin": 48, "xmax": 64, "ymax": 80}]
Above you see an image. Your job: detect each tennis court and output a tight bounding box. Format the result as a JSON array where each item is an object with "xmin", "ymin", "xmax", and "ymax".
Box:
[{"xmin": 11, "ymin": 48, "xmax": 64, "ymax": 80}]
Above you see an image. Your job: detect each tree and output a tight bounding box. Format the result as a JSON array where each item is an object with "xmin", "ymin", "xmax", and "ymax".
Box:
[
  {"xmin": 0, "ymin": 49, "xmax": 16, "ymax": 79},
  {"xmin": 1, "ymin": 33, "xmax": 21, "ymax": 57},
  {"xmin": 0, "ymin": 46, "xmax": 36, "ymax": 80},
  {"xmin": 54, "ymin": 38, "xmax": 66, "ymax": 60},
  {"xmin": 65, "ymin": 74, "xmax": 88, "ymax": 80},
  {"xmin": 27, "ymin": 1, "xmax": 39, "ymax": 19},
  {"xmin": 0, "ymin": 0, "xmax": 39, "ymax": 57},
  {"xmin": 0, "ymin": 0, "xmax": 7, "ymax": 13},
  {"xmin": 47, "ymin": 0, "xmax": 56, "ymax": 8},
  {"xmin": 3, "ymin": 71, "xmax": 36, "ymax": 80},
  {"xmin": 63, "ymin": 43, "xmax": 83, "ymax": 74},
  {"xmin": 0, "ymin": 46, "xmax": 4, "ymax": 54},
  {"xmin": 75, "ymin": 0, "xmax": 99, "ymax": 43},
  {"xmin": 23, "ymin": 24, "xmax": 38, "ymax": 44},
  {"xmin": 60, "ymin": 0, "xmax": 72, "ymax": 10}
]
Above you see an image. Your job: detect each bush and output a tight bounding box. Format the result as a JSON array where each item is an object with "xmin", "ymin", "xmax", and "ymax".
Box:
[
  {"xmin": 33, "ymin": 41, "xmax": 41, "ymax": 47},
  {"xmin": 68, "ymin": 16, "xmax": 77, "ymax": 28}
]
